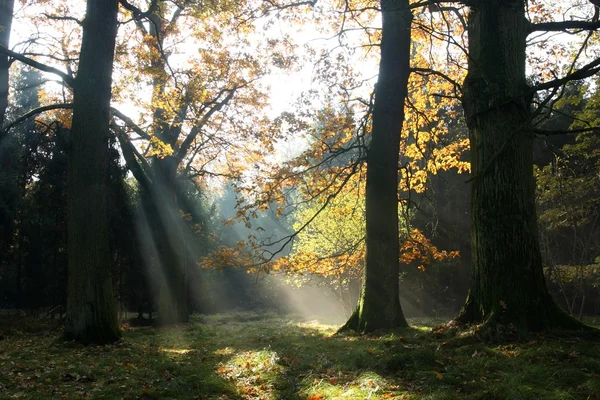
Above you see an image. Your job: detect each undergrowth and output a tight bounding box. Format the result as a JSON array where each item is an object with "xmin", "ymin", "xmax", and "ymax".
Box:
[{"xmin": 0, "ymin": 312, "xmax": 598, "ymax": 399}]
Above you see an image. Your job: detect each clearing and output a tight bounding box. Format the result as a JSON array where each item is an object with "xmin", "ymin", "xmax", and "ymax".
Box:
[{"xmin": 0, "ymin": 312, "xmax": 599, "ymax": 399}]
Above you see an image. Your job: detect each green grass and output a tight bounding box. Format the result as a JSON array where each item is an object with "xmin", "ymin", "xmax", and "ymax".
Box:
[{"xmin": 0, "ymin": 312, "xmax": 599, "ymax": 399}]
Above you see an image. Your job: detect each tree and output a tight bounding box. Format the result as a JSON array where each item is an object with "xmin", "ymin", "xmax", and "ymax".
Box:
[
  {"xmin": 0, "ymin": 0, "xmax": 15, "ymax": 267},
  {"xmin": 456, "ymin": 0, "xmax": 599, "ymax": 331},
  {"xmin": 64, "ymin": 0, "xmax": 120, "ymax": 343},
  {"xmin": 0, "ymin": 0, "xmax": 14, "ymax": 126},
  {"xmin": 536, "ymin": 80, "xmax": 600, "ymax": 318},
  {"xmin": 339, "ymin": 0, "xmax": 413, "ymax": 332},
  {"xmin": 6, "ymin": 66, "xmax": 47, "ymax": 310},
  {"xmin": 272, "ymin": 177, "xmax": 365, "ymax": 316},
  {"xmin": 112, "ymin": 0, "xmax": 302, "ymax": 323},
  {"xmin": 269, "ymin": 173, "xmax": 458, "ymax": 316},
  {"xmin": 214, "ymin": 0, "xmax": 467, "ymax": 331}
]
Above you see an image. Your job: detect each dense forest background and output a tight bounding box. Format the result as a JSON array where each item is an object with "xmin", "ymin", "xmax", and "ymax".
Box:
[{"xmin": 0, "ymin": 0, "xmax": 599, "ymax": 336}]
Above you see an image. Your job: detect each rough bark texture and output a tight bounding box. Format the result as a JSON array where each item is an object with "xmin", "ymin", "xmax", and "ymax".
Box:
[
  {"xmin": 457, "ymin": 0, "xmax": 582, "ymax": 332},
  {"xmin": 64, "ymin": 0, "xmax": 120, "ymax": 344},
  {"xmin": 0, "ymin": 0, "xmax": 14, "ymax": 126},
  {"xmin": 341, "ymin": 0, "xmax": 411, "ymax": 333},
  {"xmin": 0, "ymin": 0, "xmax": 15, "ymax": 260}
]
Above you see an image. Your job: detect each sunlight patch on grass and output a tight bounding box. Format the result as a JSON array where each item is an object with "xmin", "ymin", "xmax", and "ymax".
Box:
[
  {"xmin": 409, "ymin": 325, "xmax": 433, "ymax": 333},
  {"xmin": 299, "ymin": 370, "xmax": 407, "ymax": 399},
  {"xmin": 217, "ymin": 349, "xmax": 284, "ymax": 399},
  {"xmin": 159, "ymin": 347, "xmax": 193, "ymax": 355},
  {"xmin": 296, "ymin": 320, "xmax": 338, "ymax": 334}
]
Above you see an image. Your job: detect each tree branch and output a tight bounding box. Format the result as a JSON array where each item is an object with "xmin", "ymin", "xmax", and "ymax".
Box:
[
  {"xmin": 113, "ymin": 123, "xmax": 154, "ymax": 191},
  {"xmin": 529, "ymin": 20, "xmax": 600, "ymax": 33},
  {"xmin": 42, "ymin": 13, "xmax": 83, "ymax": 26},
  {"xmin": 533, "ymin": 127, "xmax": 600, "ymax": 136},
  {"xmin": 408, "ymin": 0, "xmax": 474, "ymax": 10},
  {"xmin": 530, "ymin": 57, "xmax": 600, "ymax": 93},
  {"xmin": 110, "ymin": 107, "xmax": 151, "ymax": 139},
  {"xmin": 410, "ymin": 67, "xmax": 462, "ymax": 93},
  {"xmin": 119, "ymin": 0, "xmax": 159, "ymax": 20},
  {"xmin": 0, "ymin": 45, "xmax": 75, "ymax": 87},
  {"xmin": 2, "ymin": 103, "xmax": 73, "ymax": 132},
  {"xmin": 265, "ymin": 0, "xmax": 317, "ymax": 11},
  {"xmin": 175, "ymin": 88, "xmax": 236, "ymax": 165}
]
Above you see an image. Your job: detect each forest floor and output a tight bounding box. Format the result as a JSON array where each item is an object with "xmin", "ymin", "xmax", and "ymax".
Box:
[{"xmin": 0, "ymin": 312, "xmax": 599, "ymax": 400}]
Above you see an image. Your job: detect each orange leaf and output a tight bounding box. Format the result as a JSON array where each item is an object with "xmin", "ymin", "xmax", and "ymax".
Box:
[{"xmin": 309, "ymin": 395, "xmax": 324, "ymax": 400}]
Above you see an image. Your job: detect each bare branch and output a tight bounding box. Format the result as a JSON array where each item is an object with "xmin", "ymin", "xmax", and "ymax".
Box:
[
  {"xmin": 113, "ymin": 123, "xmax": 154, "ymax": 191},
  {"xmin": 529, "ymin": 20, "xmax": 600, "ymax": 33},
  {"xmin": 533, "ymin": 127, "xmax": 600, "ymax": 136},
  {"xmin": 175, "ymin": 88, "xmax": 236, "ymax": 165},
  {"xmin": 254, "ymin": 162, "xmax": 361, "ymax": 265},
  {"xmin": 264, "ymin": 0, "xmax": 318, "ymax": 11},
  {"xmin": 119, "ymin": 0, "xmax": 159, "ymax": 20},
  {"xmin": 0, "ymin": 45, "xmax": 75, "ymax": 87},
  {"xmin": 2, "ymin": 103, "xmax": 73, "ymax": 132},
  {"xmin": 408, "ymin": 0, "xmax": 473, "ymax": 10},
  {"xmin": 410, "ymin": 67, "xmax": 462, "ymax": 93},
  {"xmin": 530, "ymin": 57, "xmax": 600, "ymax": 92},
  {"xmin": 110, "ymin": 107, "xmax": 151, "ymax": 139},
  {"xmin": 42, "ymin": 13, "xmax": 83, "ymax": 26}
]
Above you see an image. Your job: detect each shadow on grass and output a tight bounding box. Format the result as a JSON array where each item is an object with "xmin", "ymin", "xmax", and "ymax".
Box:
[
  {"xmin": 0, "ymin": 319, "xmax": 238, "ymax": 399},
  {"xmin": 1, "ymin": 312, "xmax": 600, "ymax": 399},
  {"xmin": 196, "ymin": 313, "xmax": 600, "ymax": 400}
]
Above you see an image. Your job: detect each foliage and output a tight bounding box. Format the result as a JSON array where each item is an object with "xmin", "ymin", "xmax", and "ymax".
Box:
[
  {"xmin": 535, "ymin": 79, "xmax": 600, "ymax": 318},
  {"xmin": 210, "ymin": 0, "xmax": 471, "ymax": 286},
  {"xmin": 270, "ymin": 181, "xmax": 458, "ymax": 279},
  {"xmin": 535, "ymin": 81, "xmax": 600, "ymax": 231}
]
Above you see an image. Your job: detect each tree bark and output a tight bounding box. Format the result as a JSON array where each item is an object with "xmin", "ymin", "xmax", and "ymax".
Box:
[
  {"xmin": 457, "ymin": 0, "xmax": 582, "ymax": 332},
  {"xmin": 0, "ymin": 0, "xmax": 14, "ymax": 127},
  {"xmin": 64, "ymin": 0, "xmax": 120, "ymax": 344},
  {"xmin": 341, "ymin": 0, "xmax": 411, "ymax": 333},
  {"xmin": 0, "ymin": 0, "xmax": 15, "ymax": 262}
]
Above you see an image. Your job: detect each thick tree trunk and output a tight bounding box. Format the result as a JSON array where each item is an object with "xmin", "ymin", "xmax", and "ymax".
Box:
[
  {"xmin": 64, "ymin": 0, "xmax": 120, "ymax": 344},
  {"xmin": 0, "ymin": 0, "xmax": 15, "ymax": 263},
  {"xmin": 0, "ymin": 0, "xmax": 14, "ymax": 127},
  {"xmin": 150, "ymin": 156, "xmax": 189, "ymax": 324},
  {"xmin": 457, "ymin": 0, "xmax": 581, "ymax": 332},
  {"xmin": 341, "ymin": 0, "xmax": 411, "ymax": 333}
]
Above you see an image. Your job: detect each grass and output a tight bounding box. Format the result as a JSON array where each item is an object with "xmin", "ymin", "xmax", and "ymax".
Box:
[{"xmin": 0, "ymin": 312, "xmax": 598, "ymax": 399}]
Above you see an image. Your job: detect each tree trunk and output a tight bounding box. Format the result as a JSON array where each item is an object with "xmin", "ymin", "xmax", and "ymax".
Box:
[
  {"xmin": 150, "ymin": 156, "xmax": 189, "ymax": 324},
  {"xmin": 341, "ymin": 0, "xmax": 411, "ymax": 333},
  {"xmin": 457, "ymin": 0, "xmax": 581, "ymax": 332},
  {"xmin": 64, "ymin": 0, "xmax": 120, "ymax": 344},
  {"xmin": 0, "ymin": 0, "xmax": 15, "ymax": 264},
  {"xmin": 0, "ymin": 0, "xmax": 14, "ymax": 127}
]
